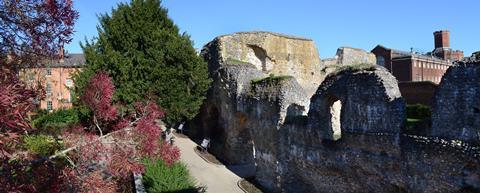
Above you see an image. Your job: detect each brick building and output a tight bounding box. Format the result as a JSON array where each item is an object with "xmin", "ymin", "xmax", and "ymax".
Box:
[
  {"xmin": 430, "ymin": 30, "xmax": 464, "ymax": 61},
  {"xmin": 371, "ymin": 30, "xmax": 463, "ymax": 85},
  {"xmin": 372, "ymin": 30, "xmax": 464, "ymax": 105},
  {"xmin": 20, "ymin": 53, "xmax": 85, "ymax": 111},
  {"xmin": 398, "ymin": 81, "xmax": 437, "ymax": 106}
]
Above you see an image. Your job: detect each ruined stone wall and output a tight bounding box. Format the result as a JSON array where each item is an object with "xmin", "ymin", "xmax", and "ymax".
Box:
[
  {"xmin": 278, "ymin": 66, "xmax": 479, "ymax": 192},
  {"xmin": 190, "ymin": 62, "xmax": 265, "ymax": 165},
  {"xmin": 282, "ymin": 126, "xmax": 480, "ymax": 193},
  {"xmin": 336, "ymin": 47, "xmax": 376, "ymax": 66},
  {"xmin": 431, "ymin": 61, "xmax": 480, "ymax": 144},
  {"xmin": 245, "ymin": 77, "xmax": 308, "ymax": 191},
  {"xmin": 192, "ymin": 31, "xmax": 322, "ymax": 165},
  {"xmin": 322, "ymin": 47, "xmax": 376, "ymax": 66},
  {"xmin": 203, "ymin": 31, "xmax": 323, "ymax": 97},
  {"xmin": 308, "ymin": 66, "xmax": 405, "ymax": 139},
  {"xmin": 190, "ymin": 31, "xmax": 480, "ymax": 193}
]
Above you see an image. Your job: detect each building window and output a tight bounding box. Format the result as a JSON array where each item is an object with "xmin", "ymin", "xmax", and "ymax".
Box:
[
  {"xmin": 46, "ymin": 82, "xmax": 52, "ymax": 96},
  {"xmin": 47, "ymin": 101, "xmax": 53, "ymax": 111},
  {"xmin": 65, "ymin": 79, "xmax": 73, "ymax": 87},
  {"xmin": 376, "ymin": 56, "xmax": 385, "ymax": 67},
  {"xmin": 46, "ymin": 68, "xmax": 52, "ymax": 76}
]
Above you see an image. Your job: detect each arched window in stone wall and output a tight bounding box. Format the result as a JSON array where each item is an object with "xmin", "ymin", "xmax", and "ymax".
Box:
[
  {"xmin": 308, "ymin": 66, "xmax": 405, "ymax": 141},
  {"xmin": 328, "ymin": 96, "xmax": 342, "ymax": 141}
]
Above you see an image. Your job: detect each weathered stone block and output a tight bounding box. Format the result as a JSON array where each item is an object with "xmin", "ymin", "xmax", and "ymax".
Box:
[{"xmin": 336, "ymin": 47, "xmax": 376, "ymax": 66}]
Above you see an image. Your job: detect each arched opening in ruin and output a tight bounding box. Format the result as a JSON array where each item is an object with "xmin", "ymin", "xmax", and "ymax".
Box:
[
  {"xmin": 328, "ymin": 96, "xmax": 342, "ymax": 141},
  {"xmin": 248, "ymin": 45, "xmax": 269, "ymax": 72},
  {"xmin": 204, "ymin": 104, "xmax": 224, "ymax": 143}
]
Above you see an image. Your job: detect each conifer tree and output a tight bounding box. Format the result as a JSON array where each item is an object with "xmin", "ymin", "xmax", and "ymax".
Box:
[{"xmin": 74, "ymin": 0, "xmax": 210, "ymax": 124}]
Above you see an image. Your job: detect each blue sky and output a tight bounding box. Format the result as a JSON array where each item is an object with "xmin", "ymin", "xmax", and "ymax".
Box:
[{"xmin": 66, "ymin": 0, "xmax": 479, "ymax": 58}]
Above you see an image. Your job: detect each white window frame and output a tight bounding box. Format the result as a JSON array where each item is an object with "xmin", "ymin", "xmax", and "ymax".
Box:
[
  {"xmin": 46, "ymin": 82, "xmax": 52, "ymax": 96},
  {"xmin": 47, "ymin": 101, "xmax": 53, "ymax": 111},
  {"xmin": 65, "ymin": 79, "xmax": 73, "ymax": 87}
]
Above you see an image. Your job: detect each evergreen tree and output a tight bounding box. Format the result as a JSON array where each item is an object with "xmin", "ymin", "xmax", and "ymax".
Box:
[{"xmin": 74, "ymin": 0, "xmax": 210, "ymax": 124}]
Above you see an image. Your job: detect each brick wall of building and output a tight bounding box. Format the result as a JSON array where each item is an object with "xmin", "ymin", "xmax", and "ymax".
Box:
[
  {"xmin": 371, "ymin": 45, "xmax": 392, "ymax": 71},
  {"xmin": 410, "ymin": 57, "xmax": 449, "ymax": 84},
  {"xmin": 390, "ymin": 57, "xmax": 412, "ymax": 82},
  {"xmin": 21, "ymin": 67, "xmax": 80, "ymax": 111},
  {"xmin": 399, "ymin": 81, "xmax": 437, "ymax": 106}
]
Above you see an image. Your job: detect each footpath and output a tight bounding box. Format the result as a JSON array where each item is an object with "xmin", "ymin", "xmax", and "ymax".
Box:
[{"xmin": 174, "ymin": 134, "xmax": 244, "ymax": 193}]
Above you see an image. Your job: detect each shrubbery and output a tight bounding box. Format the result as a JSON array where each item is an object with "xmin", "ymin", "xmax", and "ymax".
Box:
[
  {"xmin": 406, "ymin": 104, "xmax": 431, "ymax": 120},
  {"xmin": 32, "ymin": 108, "xmax": 80, "ymax": 134},
  {"xmin": 142, "ymin": 159, "xmax": 199, "ymax": 193},
  {"xmin": 405, "ymin": 104, "xmax": 432, "ymax": 135},
  {"xmin": 22, "ymin": 135, "xmax": 62, "ymax": 157}
]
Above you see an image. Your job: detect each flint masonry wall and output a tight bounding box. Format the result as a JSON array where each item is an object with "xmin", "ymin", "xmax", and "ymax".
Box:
[
  {"xmin": 322, "ymin": 47, "xmax": 376, "ymax": 67},
  {"xmin": 279, "ymin": 66, "xmax": 479, "ymax": 192},
  {"xmin": 190, "ymin": 31, "xmax": 480, "ymax": 193},
  {"xmin": 195, "ymin": 62, "xmax": 264, "ymax": 165},
  {"xmin": 431, "ymin": 61, "xmax": 480, "ymax": 144},
  {"xmin": 192, "ymin": 32, "xmax": 322, "ymax": 165},
  {"xmin": 246, "ymin": 77, "xmax": 309, "ymax": 190},
  {"xmin": 206, "ymin": 31, "xmax": 323, "ymax": 97}
]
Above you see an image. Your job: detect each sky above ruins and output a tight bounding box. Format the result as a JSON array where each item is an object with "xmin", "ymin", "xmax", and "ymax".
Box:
[{"xmin": 66, "ymin": 0, "xmax": 479, "ymax": 58}]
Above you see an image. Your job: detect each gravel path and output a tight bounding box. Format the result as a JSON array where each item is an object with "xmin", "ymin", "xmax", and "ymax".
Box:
[{"xmin": 174, "ymin": 133, "xmax": 244, "ymax": 193}]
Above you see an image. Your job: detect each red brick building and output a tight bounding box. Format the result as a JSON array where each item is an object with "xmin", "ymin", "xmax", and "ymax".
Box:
[
  {"xmin": 371, "ymin": 30, "xmax": 463, "ymax": 85},
  {"xmin": 371, "ymin": 30, "xmax": 464, "ymax": 105},
  {"xmin": 372, "ymin": 45, "xmax": 450, "ymax": 84},
  {"xmin": 398, "ymin": 81, "xmax": 437, "ymax": 106},
  {"xmin": 431, "ymin": 30, "xmax": 464, "ymax": 61},
  {"xmin": 20, "ymin": 53, "xmax": 85, "ymax": 111}
]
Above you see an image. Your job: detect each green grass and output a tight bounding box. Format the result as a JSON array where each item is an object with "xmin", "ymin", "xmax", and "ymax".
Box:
[
  {"xmin": 142, "ymin": 159, "xmax": 200, "ymax": 193},
  {"xmin": 407, "ymin": 118, "xmax": 422, "ymax": 123}
]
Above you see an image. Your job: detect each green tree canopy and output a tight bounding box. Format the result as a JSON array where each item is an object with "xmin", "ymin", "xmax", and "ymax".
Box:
[{"xmin": 74, "ymin": 0, "xmax": 210, "ymax": 124}]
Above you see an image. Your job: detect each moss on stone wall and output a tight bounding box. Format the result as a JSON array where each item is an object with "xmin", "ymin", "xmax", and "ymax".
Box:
[
  {"xmin": 225, "ymin": 57, "xmax": 251, "ymax": 65},
  {"xmin": 251, "ymin": 74, "xmax": 293, "ymax": 85},
  {"xmin": 332, "ymin": 63, "xmax": 376, "ymax": 74}
]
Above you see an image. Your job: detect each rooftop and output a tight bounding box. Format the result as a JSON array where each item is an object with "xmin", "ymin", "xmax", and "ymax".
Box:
[
  {"xmin": 375, "ymin": 45, "xmax": 448, "ymax": 63},
  {"xmin": 45, "ymin": 53, "xmax": 85, "ymax": 68}
]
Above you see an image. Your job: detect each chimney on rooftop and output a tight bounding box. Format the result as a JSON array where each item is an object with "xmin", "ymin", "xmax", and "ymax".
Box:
[
  {"xmin": 434, "ymin": 30, "xmax": 450, "ymax": 49},
  {"xmin": 59, "ymin": 46, "xmax": 65, "ymax": 62}
]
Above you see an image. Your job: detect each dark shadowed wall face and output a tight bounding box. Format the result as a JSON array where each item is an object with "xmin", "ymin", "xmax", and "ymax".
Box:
[{"xmin": 431, "ymin": 61, "xmax": 480, "ymax": 145}]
